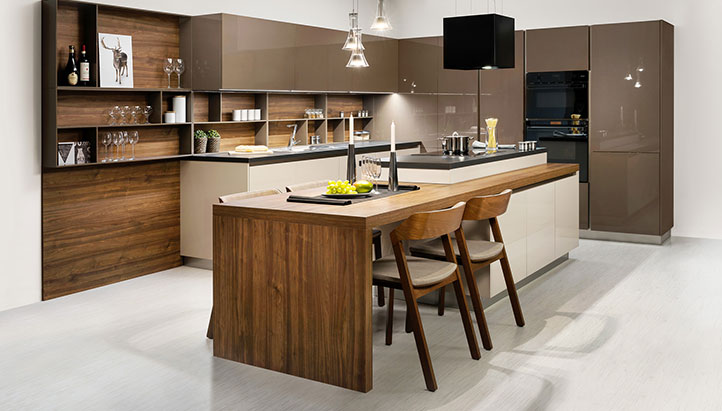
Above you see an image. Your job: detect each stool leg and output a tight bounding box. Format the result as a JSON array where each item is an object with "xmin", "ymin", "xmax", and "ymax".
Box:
[
  {"xmin": 206, "ymin": 307, "xmax": 214, "ymax": 340},
  {"xmin": 500, "ymin": 254, "xmax": 525, "ymax": 327},
  {"xmin": 377, "ymin": 285, "xmax": 385, "ymax": 307},
  {"xmin": 385, "ymin": 288, "xmax": 395, "ymax": 345},
  {"xmin": 456, "ymin": 227, "xmax": 493, "ymax": 350},
  {"xmin": 437, "ymin": 286, "xmax": 446, "ymax": 316},
  {"xmin": 452, "ymin": 271, "xmax": 481, "ymax": 360}
]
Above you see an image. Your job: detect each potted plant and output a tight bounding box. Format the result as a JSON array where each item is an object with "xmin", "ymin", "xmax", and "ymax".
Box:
[
  {"xmin": 194, "ymin": 129, "xmax": 208, "ymax": 154},
  {"xmin": 207, "ymin": 129, "xmax": 221, "ymax": 153}
]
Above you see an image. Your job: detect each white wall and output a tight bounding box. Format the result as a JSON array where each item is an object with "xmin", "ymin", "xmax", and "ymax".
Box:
[
  {"xmin": 0, "ymin": 0, "xmax": 378, "ymax": 312},
  {"xmin": 390, "ymin": 0, "xmax": 721, "ymax": 240}
]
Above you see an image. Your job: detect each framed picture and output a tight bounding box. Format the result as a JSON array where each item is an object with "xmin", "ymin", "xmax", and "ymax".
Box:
[
  {"xmin": 58, "ymin": 142, "xmax": 75, "ymax": 166},
  {"xmin": 98, "ymin": 33, "xmax": 133, "ymax": 88}
]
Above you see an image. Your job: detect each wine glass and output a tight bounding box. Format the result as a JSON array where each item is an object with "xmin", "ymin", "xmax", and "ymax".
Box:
[
  {"xmin": 101, "ymin": 132, "xmax": 112, "ymax": 162},
  {"xmin": 163, "ymin": 58, "xmax": 174, "ymax": 88},
  {"xmin": 370, "ymin": 156, "xmax": 382, "ymax": 193},
  {"xmin": 120, "ymin": 131, "xmax": 129, "ymax": 160},
  {"xmin": 173, "ymin": 58, "xmax": 185, "ymax": 89},
  {"xmin": 119, "ymin": 106, "xmax": 131, "ymax": 125},
  {"xmin": 111, "ymin": 132, "xmax": 122, "ymax": 162},
  {"xmin": 108, "ymin": 106, "xmax": 121, "ymax": 125},
  {"xmin": 131, "ymin": 106, "xmax": 143, "ymax": 124},
  {"xmin": 128, "ymin": 131, "xmax": 140, "ymax": 160},
  {"xmin": 142, "ymin": 105, "xmax": 153, "ymax": 124}
]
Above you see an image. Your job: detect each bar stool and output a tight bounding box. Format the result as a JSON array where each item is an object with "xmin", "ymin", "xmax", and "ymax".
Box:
[
  {"xmin": 207, "ymin": 188, "xmax": 283, "ymax": 339},
  {"xmin": 373, "ymin": 202, "xmax": 480, "ymax": 391},
  {"xmin": 410, "ymin": 189, "xmax": 525, "ymax": 350},
  {"xmin": 286, "ymin": 180, "xmax": 386, "ymax": 305}
]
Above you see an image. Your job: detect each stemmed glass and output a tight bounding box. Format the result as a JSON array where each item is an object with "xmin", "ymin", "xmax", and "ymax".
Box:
[
  {"xmin": 142, "ymin": 105, "xmax": 153, "ymax": 124},
  {"xmin": 101, "ymin": 132, "xmax": 112, "ymax": 162},
  {"xmin": 370, "ymin": 157, "xmax": 382, "ymax": 192},
  {"xmin": 108, "ymin": 106, "xmax": 121, "ymax": 125},
  {"xmin": 128, "ymin": 131, "xmax": 139, "ymax": 160},
  {"xmin": 120, "ymin": 106, "xmax": 131, "ymax": 125},
  {"xmin": 163, "ymin": 58, "xmax": 174, "ymax": 88},
  {"xmin": 173, "ymin": 59, "xmax": 185, "ymax": 89},
  {"xmin": 361, "ymin": 155, "xmax": 382, "ymax": 193},
  {"xmin": 111, "ymin": 132, "xmax": 122, "ymax": 162},
  {"xmin": 120, "ymin": 131, "xmax": 129, "ymax": 160}
]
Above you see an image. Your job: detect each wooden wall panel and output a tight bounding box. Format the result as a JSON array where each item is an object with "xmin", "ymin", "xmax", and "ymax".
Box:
[
  {"xmin": 42, "ymin": 161, "xmax": 182, "ymax": 299},
  {"xmin": 220, "ymin": 94, "xmax": 257, "ymax": 121},
  {"xmin": 57, "ymin": 91, "xmax": 156, "ymax": 127},
  {"xmin": 97, "ymin": 7, "xmax": 181, "ymax": 89},
  {"xmin": 268, "ymin": 94, "xmax": 315, "ymax": 120},
  {"xmin": 327, "ymin": 95, "xmax": 363, "ymax": 118},
  {"xmin": 194, "ymin": 123, "xmax": 255, "ymax": 151}
]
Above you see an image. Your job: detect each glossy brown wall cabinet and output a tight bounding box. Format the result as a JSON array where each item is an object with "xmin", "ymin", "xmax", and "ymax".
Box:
[
  {"xmin": 480, "ymin": 31, "xmax": 525, "ymax": 144},
  {"xmin": 526, "ymin": 26, "xmax": 589, "ymax": 72},
  {"xmin": 589, "ymin": 21, "xmax": 673, "ymax": 236},
  {"xmin": 193, "ymin": 14, "xmax": 397, "ymax": 92}
]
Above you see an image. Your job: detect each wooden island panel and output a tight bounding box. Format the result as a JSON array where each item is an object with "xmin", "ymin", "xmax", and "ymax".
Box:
[{"xmin": 212, "ymin": 162, "xmax": 578, "ymax": 392}]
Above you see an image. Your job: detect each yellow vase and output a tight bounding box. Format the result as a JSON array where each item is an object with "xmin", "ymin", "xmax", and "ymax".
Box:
[{"xmin": 485, "ymin": 118, "xmax": 498, "ymax": 153}]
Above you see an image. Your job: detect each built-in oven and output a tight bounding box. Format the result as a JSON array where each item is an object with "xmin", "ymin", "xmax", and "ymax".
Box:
[
  {"xmin": 526, "ymin": 121, "xmax": 588, "ymax": 183},
  {"xmin": 526, "ymin": 71, "xmax": 588, "ymax": 120}
]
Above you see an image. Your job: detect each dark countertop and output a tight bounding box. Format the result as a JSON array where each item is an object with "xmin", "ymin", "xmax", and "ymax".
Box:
[
  {"xmin": 186, "ymin": 141, "xmax": 421, "ymax": 166},
  {"xmin": 381, "ymin": 148, "xmax": 547, "ymax": 170}
]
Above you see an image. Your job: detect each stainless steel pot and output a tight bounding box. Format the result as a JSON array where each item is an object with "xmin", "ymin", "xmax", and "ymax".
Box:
[{"xmin": 442, "ymin": 131, "xmax": 472, "ymax": 155}]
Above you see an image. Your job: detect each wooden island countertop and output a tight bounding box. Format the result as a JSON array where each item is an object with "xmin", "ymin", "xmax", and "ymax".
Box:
[{"xmin": 211, "ymin": 162, "xmax": 579, "ymax": 392}]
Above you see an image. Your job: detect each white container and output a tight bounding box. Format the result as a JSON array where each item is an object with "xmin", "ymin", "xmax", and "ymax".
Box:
[
  {"xmin": 232, "ymin": 110, "xmax": 242, "ymax": 121},
  {"xmin": 241, "ymin": 109, "xmax": 249, "ymax": 121},
  {"xmin": 164, "ymin": 111, "xmax": 176, "ymax": 123},
  {"xmin": 253, "ymin": 109, "xmax": 261, "ymax": 121},
  {"xmin": 172, "ymin": 96, "xmax": 186, "ymax": 123}
]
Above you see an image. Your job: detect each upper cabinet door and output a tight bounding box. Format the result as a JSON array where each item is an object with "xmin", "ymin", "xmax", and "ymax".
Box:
[
  {"xmin": 590, "ymin": 21, "xmax": 661, "ymax": 153},
  {"xmin": 221, "ymin": 15, "xmax": 295, "ymax": 91},
  {"xmin": 351, "ymin": 34, "xmax": 398, "ymax": 93},
  {"xmin": 293, "ymin": 25, "xmax": 334, "ymax": 91},
  {"xmin": 526, "ymin": 26, "xmax": 589, "ymax": 72},
  {"xmin": 438, "ymin": 36, "xmax": 478, "ymax": 94},
  {"xmin": 398, "ymin": 37, "xmax": 439, "ymax": 94},
  {"xmin": 480, "ymin": 31, "xmax": 525, "ymax": 144}
]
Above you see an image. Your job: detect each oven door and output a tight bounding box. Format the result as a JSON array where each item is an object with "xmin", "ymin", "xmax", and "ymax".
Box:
[
  {"xmin": 526, "ymin": 86, "xmax": 588, "ymax": 120},
  {"xmin": 526, "ymin": 126, "xmax": 588, "ymax": 182}
]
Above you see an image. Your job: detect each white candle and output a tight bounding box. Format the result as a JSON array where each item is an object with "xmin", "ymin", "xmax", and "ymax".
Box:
[
  {"xmin": 349, "ymin": 115, "xmax": 355, "ymax": 145},
  {"xmin": 390, "ymin": 121, "xmax": 396, "ymax": 152}
]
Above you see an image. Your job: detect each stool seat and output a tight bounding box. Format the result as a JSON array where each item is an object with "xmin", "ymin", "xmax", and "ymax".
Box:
[
  {"xmin": 373, "ymin": 255, "xmax": 457, "ymax": 287},
  {"xmin": 411, "ymin": 238, "xmax": 504, "ymax": 262}
]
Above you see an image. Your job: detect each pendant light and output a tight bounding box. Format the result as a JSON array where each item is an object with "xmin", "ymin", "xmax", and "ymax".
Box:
[
  {"xmin": 370, "ymin": 0, "xmax": 392, "ymax": 31},
  {"xmin": 347, "ymin": 31, "xmax": 369, "ymax": 68},
  {"xmin": 342, "ymin": 12, "xmax": 364, "ymax": 51}
]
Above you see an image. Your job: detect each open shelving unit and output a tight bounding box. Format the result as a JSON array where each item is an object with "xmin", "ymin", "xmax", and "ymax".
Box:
[{"xmin": 43, "ymin": 0, "xmax": 379, "ymax": 168}]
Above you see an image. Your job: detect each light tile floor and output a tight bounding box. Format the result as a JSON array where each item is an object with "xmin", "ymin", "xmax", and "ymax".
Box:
[{"xmin": 2, "ymin": 238, "xmax": 722, "ymax": 410}]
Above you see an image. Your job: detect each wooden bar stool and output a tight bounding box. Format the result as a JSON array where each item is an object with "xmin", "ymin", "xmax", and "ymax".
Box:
[
  {"xmin": 207, "ymin": 188, "xmax": 282, "ymax": 339},
  {"xmin": 373, "ymin": 202, "xmax": 480, "ymax": 391},
  {"xmin": 410, "ymin": 189, "xmax": 525, "ymax": 351},
  {"xmin": 286, "ymin": 180, "xmax": 386, "ymax": 306}
]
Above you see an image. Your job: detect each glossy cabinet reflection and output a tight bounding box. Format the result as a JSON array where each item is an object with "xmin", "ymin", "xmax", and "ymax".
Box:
[
  {"xmin": 398, "ymin": 37, "xmax": 439, "ymax": 94},
  {"xmin": 590, "ymin": 21, "xmax": 661, "ymax": 153},
  {"xmin": 526, "ymin": 26, "xmax": 589, "ymax": 72},
  {"xmin": 480, "ymin": 31, "xmax": 525, "ymax": 144},
  {"xmin": 590, "ymin": 152, "xmax": 660, "ymax": 235},
  {"xmin": 351, "ymin": 34, "xmax": 398, "ymax": 93},
  {"xmin": 221, "ymin": 15, "xmax": 295, "ymax": 91}
]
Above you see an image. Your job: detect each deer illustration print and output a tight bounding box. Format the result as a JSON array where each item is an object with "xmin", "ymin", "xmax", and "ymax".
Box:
[{"xmin": 101, "ymin": 36, "xmax": 128, "ymax": 85}]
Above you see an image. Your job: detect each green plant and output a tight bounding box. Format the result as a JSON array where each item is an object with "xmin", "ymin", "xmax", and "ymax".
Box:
[
  {"xmin": 207, "ymin": 129, "xmax": 221, "ymax": 139},
  {"xmin": 194, "ymin": 129, "xmax": 208, "ymax": 139}
]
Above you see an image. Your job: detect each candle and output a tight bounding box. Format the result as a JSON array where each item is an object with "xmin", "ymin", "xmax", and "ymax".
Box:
[
  {"xmin": 390, "ymin": 121, "xmax": 396, "ymax": 152},
  {"xmin": 349, "ymin": 115, "xmax": 354, "ymax": 145}
]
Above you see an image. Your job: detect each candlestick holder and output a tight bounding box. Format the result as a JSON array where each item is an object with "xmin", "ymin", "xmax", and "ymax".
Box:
[
  {"xmin": 388, "ymin": 151, "xmax": 399, "ymax": 192},
  {"xmin": 346, "ymin": 143, "xmax": 356, "ymax": 183}
]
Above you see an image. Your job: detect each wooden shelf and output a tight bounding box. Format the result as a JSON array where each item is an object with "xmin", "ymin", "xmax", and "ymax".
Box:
[
  {"xmin": 57, "ymin": 122, "xmax": 192, "ymax": 129},
  {"xmin": 194, "ymin": 120, "xmax": 266, "ymax": 125},
  {"xmin": 57, "ymin": 86, "xmax": 192, "ymax": 92},
  {"xmin": 51, "ymin": 154, "xmax": 192, "ymax": 168}
]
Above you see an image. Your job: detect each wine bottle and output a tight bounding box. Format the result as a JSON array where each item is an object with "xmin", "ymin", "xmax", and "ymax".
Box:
[
  {"xmin": 79, "ymin": 45, "xmax": 90, "ymax": 86},
  {"xmin": 65, "ymin": 45, "xmax": 79, "ymax": 86}
]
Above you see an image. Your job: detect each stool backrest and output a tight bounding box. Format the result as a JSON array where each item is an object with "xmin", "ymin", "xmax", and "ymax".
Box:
[
  {"xmin": 463, "ymin": 189, "xmax": 512, "ymax": 221},
  {"xmin": 392, "ymin": 202, "xmax": 466, "ymax": 242},
  {"xmin": 285, "ymin": 180, "xmax": 328, "ymax": 193},
  {"xmin": 219, "ymin": 188, "xmax": 282, "ymax": 204}
]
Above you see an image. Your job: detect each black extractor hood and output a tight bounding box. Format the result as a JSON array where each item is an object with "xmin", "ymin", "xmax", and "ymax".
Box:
[{"xmin": 443, "ymin": 14, "xmax": 515, "ymax": 70}]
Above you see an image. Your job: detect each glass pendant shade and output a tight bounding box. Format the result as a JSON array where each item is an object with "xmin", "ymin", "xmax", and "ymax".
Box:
[
  {"xmin": 370, "ymin": 0, "xmax": 392, "ymax": 31},
  {"xmin": 346, "ymin": 32, "xmax": 369, "ymax": 68},
  {"xmin": 342, "ymin": 28, "xmax": 365, "ymax": 51}
]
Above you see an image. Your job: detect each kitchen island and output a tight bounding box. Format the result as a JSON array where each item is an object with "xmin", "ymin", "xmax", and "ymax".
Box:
[{"xmin": 212, "ymin": 162, "xmax": 579, "ymax": 392}]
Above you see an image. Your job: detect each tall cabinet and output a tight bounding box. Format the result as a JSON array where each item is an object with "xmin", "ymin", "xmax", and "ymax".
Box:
[{"xmin": 589, "ymin": 21, "xmax": 673, "ymax": 238}]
